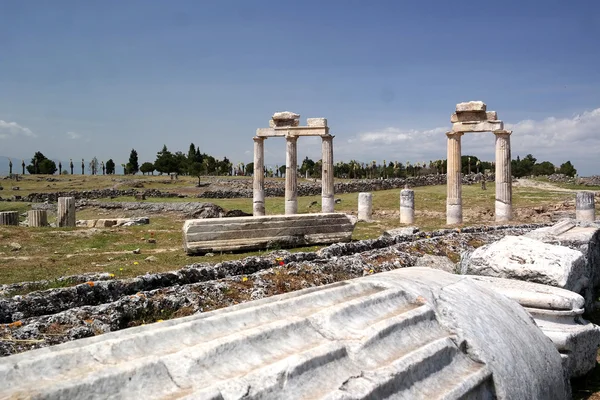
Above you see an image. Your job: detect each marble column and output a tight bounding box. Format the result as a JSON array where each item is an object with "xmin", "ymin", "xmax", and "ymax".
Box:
[
  {"xmin": 28, "ymin": 210, "xmax": 48, "ymax": 227},
  {"xmin": 253, "ymin": 137, "xmax": 266, "ymax": 216},
  {"xmin": 358, "ymin": 192, "xmax": 373, "ymax": 221},
  {"xmin": 576, "ymin": 191, "xmax": 595, "ymax": 222},
  {"xmin": 57, "ymin": 197, "xmax": 76, "ymax": 227},
  {"xmin": 446, "ymin": 131, "xmax": 463, "ymax": 225},
  {"xmin": 494, "ymin": 130, "xmax": 512, "ymax": 222},
  {"xmin": 285, "ymin": 136, "xmax": 299, "ymax": 215},
  {"xmin": 321, "ymin": 135, "xmax": 335, "ymax": 213},
  {"xmin": 400, "ymin": 188, "xmax": 415, "ymax": 224}
]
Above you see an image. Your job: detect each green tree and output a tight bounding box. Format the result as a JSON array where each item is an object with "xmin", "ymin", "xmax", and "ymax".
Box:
[
  {"xmin": 154, "ymin": 145, "xmax": 175, "ymax": 174},
  {"xmin": 559, "ymin": 161, "xmax": 577, "ymax": 177},
  {"xmin": 127, "ymin": 149, "xmax": 139, "ymax": 175},
  {"xmin": 532, "ymin": 161, "xmax": 556, "ymax": 176},
  {"xmin": 105, "ymin": 159, "xmax": 115, "ymax": 174},
  {"xmin": 299, "ymin": 157, "xmax": 316, "ymax": 178},
  {"xmin": 140, "ymin": 162, "xmax": 155, "ymax": 175},
  {"xmin": 245, "ymin": 162, "xmax": 254, "ymax": 176},
  {"xmin": 26, "ymin": 152, "xmax": 57, "ymax": 174}
]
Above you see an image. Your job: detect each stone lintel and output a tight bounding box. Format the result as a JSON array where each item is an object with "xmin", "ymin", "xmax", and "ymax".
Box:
[
  {"xmin": 273, "ymin": 111, "xmax": 300, "ymax": 120},
  {"xmin": 456, "ymin": 101, "xmax": 486, "ymax": 113},
  {"xmin": 451, "ymin": 121, "xmax": 504, "ymax": 133},
  {"xmin": 257, "ymin": 126, "xmax": 329, "ymax": 138},
  {"xmin": 450, "ymin": 111, "xmax": 498, "ymax": 123}
]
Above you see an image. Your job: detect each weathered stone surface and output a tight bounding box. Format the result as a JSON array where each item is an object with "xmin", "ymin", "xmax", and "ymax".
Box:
[
  {"xmin": 0, "ymin": 211, "xmax": 19, "ymax": 226},
  {"xmin": 27, "ymin": 210, "xmax": 47, "ymax": 227},
  {"xmin": 400, "ymin": 188, "xmax": 415, "ymax": 224},
  {"xmin": 272, "ymin": 111, "xmax": 300, "ymax": 120},
  {"xmin": 0, "ymin": 268, "xmax": 568, "ymax": 399},
  {"xmin": 183, "ymin": 213, "xmax": 357, "ymax": 254},
  {"xmin": 307, "ymin": 117, "xmax": 327, "ymax": 127},
  {"xmin": 76, "ymin": 217, "xmax": 150, "ymax": 228},
  {"xmin": 456, "ymin": 101, "xmax": 486, "ymax": 112},
  {"xmin": 576, "ymin": 191, "xmax": 596, "ymax": 222},
  {"xmin": 525, "ymin": 220, "xmax": 600, "ymax": 309},
  {"xmin": 450, "ymin": 111, "xmax": 498, "ymax": 123},
  {"xmin": 57, "ymin": 197, "xmax": 76, "ymax": 227},
  {"xmin": 357, "ymin": 192, "xmax": 373, "ymax": 221},
  {"xmin": 451, "ymin": 120, "xmax": 504, "ymax": 132},
  {"xmin": 461, "ymin": 235, "xmax": 590, "ymax": 302},
  {"xmin": 469, "ymin": 275, "xmax": 600, "ymax": 378}
]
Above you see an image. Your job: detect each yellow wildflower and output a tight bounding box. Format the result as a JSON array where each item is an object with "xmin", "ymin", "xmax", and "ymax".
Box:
[{"xmin": 242, "ymin": 276, "xmax": 248, "ymax": 282}]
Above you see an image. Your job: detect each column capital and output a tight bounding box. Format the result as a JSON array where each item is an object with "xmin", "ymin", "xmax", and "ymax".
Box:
[
  {"xmin": 493, "ymin": 130, "xmax": 512, "ymax": 136},
  {"xmin": 321, "ymin": 134, "xmax": 334, "ymax": 141},
  {"xmin": 285, "ymin": 135, "xmax": 299, "ymax": 143},
  {"xmin": 253, "ymin": 136, "xmax": 265, "ymax": 142},
  {"xmin": 446, "ymin": 131, "xmax": 464, "ymax": 138}
]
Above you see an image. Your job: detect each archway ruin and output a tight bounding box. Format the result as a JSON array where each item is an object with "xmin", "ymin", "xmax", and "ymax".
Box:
[
  {"xmin": 446, "ymin": 101, "xmax": 512, "ymax": 224},
  {"xmin": 253, "ymin": 112, "xmax": 334, "ymax": 216}
]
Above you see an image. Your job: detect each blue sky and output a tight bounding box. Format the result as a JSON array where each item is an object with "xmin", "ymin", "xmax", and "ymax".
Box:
[{"xmin": 1, "ymin": 0, "xmax": 600, "ymax": 175}]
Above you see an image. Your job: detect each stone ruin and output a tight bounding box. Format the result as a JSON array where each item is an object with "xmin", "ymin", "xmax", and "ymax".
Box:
[
  {"xmin": 253, "ymin": 112, "xmax": 334, "ymax": 216},
  {"xmin": 447, "ymin": 101, "xmax": 511, "ymax": 225}
]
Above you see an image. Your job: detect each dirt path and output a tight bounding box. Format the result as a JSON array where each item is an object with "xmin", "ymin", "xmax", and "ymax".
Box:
[{"xmin": 513, "ymin": 178, "xmax": 593, "ymax": 193}]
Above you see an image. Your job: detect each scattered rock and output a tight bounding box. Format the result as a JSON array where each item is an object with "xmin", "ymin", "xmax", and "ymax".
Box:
[
  {"xmin": 205, "ymin": 253, "xmax": 215, "ymax": 257},
  {"xmin": 147, "ymin": 238, "xmax": 156, "ymax": 244},
  {"xmin": 132, "ymin": 248, "xmax": 141, "ymax": 254},
  {"xmin": 10, "ymin": 242, "xmax": 22, "ymax": 251},
  {"xmin": 145, "ymin": 256, "xmax": 158, "ymax": 262}
]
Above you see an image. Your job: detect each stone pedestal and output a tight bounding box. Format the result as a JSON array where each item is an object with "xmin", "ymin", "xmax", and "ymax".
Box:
[
  {"xmin": 358, "ymin": 192, "xmax": 373, "ymax": 222},
  {"xmin": 28, "ymin": 210, "xmax": 48, "ymax": 227},
  {"xmin": 400, "ymin": 189, "xmax": 415, "ymax": 224},
  {"xmin": 321, "ymin": 135, "xmax": 335, "ymax": 213},
  {"xmin": 57, "ymin": 197, "xmax": 76, "ymax": 227},
  {"xmin": 576, "ymin": 191, "xmax": 596, "ymax": 222},
  {"xmin": 252, "ymin": 137, "xmax": 266, "ymax": 216},
  {"xmin": 0, "ymin": 211, "xmax": 19, "ymax": 226},
  {"xmin": 494, "ymin": 130, "xmax": 512, "ymax": 222},
  {"xmin": 446, "ymin": 131, "xmax": 463, "ymax": 225},
  {"xmin": 285, "ymin": 136, "xmax": 298, "ymax": 215}
]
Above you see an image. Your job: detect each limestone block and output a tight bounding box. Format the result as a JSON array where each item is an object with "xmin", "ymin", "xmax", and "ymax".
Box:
[
  {"xmin": 456, "ymin": 101, "xmax": 486, "ymax": 112},
  {"xmin": 306, "ymin": 117, "xmax": 327, "ymax": 127},
  {"xmin": 469, "ymin": 275, "xmax": 600, "ymax": 378},
  {"xmin": 461, "ymin": 235, "xmax": 591, "ymax": 302},
  {"xmin": 272, "ymin": 111, "xmax": 300, "ymax": 120},
  {"xmin": 450, "ymin": 111, "xmax": 498, "ymax": 123},
  {"xmin": 525, "ymin": 220, "xmax": 600, "ymax": 308},
  {"xmin": 451, "ymin": 120, "xmax": 504, "ymax": 132},
  {"xmin": 0, "ymin": 268, "xmax": 568, "ymax": 400},
  {"xmin": 183, "ymin": 213, "xmax": 357, "ymax": 254}
]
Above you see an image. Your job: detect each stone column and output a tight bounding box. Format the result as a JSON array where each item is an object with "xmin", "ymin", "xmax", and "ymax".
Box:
[
  {"xmin": 358, "ymin": 192, "xmax": 373, "ymax": 221},
  {"xmin": 321, "ymin": 135, "xmax": 335, "ymax": 213},
  {"xmin": 494, "ymin": 130, "xmax": 512, "ymax": 222},
  {"xmin": 446, "ymin": 131, "xmax": 463, "ymax": 225},
  {"xmin": 576, "ymin": 191, "xmax": 596, "ymax": 222},
  {"xmin": 0, "ymin": 211, "xmax": 19, "ymax": 226},
  {"xmin": 252, "ymin": 137, "xmax": 266, "ymax": 216},
  {"xmin": 57, "ymin": 197, "xmax": 76, "ymax": 227},
  {"xmin": 28, "ymin": 210, "xmax": 48, "ymax": 227},
  {"xmin": 285, "ymin": 136, "xmax": 298, "ymax": 215},
  {"xmin": 400, "ymin": 188, "xmax": 415, "ymax": 224}
]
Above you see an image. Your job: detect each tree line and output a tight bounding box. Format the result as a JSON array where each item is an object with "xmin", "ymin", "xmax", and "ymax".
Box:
[{"xmin": 16, "ymin": 149, "xmax": 578, "ymax": 180}]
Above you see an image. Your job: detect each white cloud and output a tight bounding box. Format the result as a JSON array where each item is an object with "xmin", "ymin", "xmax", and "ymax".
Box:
[
  {"xmin": 0, "ymin": 120, "xmax": 36, "ymax": 139},
  {"xmin": 338, "ymin": 108, "xmax": 600, "ymax": 175},
  {"xmin": 66, "ymin": 131, "xmax": 82, "ymax": 140}
]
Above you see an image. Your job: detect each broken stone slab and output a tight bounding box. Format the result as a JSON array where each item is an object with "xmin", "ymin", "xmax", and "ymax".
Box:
[
  {"xmin": 456, "ymin": 101, "xmax": 486, "ymax": 112},
  {"xmin": 382, "ymin": 226, "xmax": 420, "ymax": 237},
  {"xmin": 469, "ymin": 275, "xmax": 600, "ymax": 378},
  {"xmin": 461, "ymin": 235, "xmax": 592, "ymax": 308},
  {"xmin": 76, "ymin": 217, "xmax": 150, "ymax": 228},
  {"xmin": 0, "ymin": 268, "xmax": 568, "ymax": 399},
  {"xmin": 183, "ymin": 213, "xmax": 357, "ymax": 255},
  {"xmin": 450, "ymin": 111, "xmax": 498, "ymax": 123},
  {"xmin": 525, "ymin": 219, "xmax": 600, "ymax": 309},
  {"xmin": 270, "ymin": 111, "xmax": 301, "ymax": 127},
  {"xmin": 272, "ymin": 111, "xmax": 300, "ymax": 120},
  {"xmin": 451, "ymin": 120, "xmax": 504, "ymax": 132}
]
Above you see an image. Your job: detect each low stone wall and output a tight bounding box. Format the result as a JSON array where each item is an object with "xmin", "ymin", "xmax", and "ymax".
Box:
[{"xmin": 9, "ymin": 189, "xmax": 180, "ymax": 203}]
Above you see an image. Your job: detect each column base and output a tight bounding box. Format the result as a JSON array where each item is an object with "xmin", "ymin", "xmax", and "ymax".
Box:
[
  {"xmin": 285, "ymin": 200, "xmax": 298, "ymax": 215},
  {"xmin": 322, "ymin": 196, "xmax": 335, "ymax": 213},
  {"xmin": 253, "ymin": 202, "xmax": 265, "ymax": 216},
  {"xmin": 495, "ymin": 201, "xmax": 512, "ymax": 222},
  {"xmin": 400, "ymin": 207, "xmax": 415, "ymax": 224},
  {"xmin": 446, "ymin": 204, "xmax": 462, "ymax": 225},
  {"xmin": 576, "ymin": 209, "xmax": 596, "ymax": 223}
]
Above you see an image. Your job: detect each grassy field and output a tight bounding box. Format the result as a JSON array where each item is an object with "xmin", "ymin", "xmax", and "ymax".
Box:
[{"xmin": 1, "ymin": 174, "xmax": 592, "ymax": 284}]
